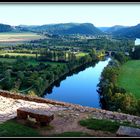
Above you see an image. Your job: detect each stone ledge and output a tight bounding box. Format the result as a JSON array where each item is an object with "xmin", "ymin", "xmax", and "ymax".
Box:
[
  {"xmin": 0, "ymin": 89, "xmax": 96, "ymax": 112},
  {"xmin": 1, "ymin": 89, "xmax": 140, "ymax": 126}
]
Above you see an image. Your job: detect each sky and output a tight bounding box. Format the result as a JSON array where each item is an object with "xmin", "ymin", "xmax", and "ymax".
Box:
[{"xmin": 0, "ymin": 3, "xmax": 140, "ymax": 27}]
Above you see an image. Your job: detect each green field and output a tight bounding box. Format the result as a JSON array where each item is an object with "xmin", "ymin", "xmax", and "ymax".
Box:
[
  {"xmin": 0, "ymin": 58, "xmax": 65, "ymax": 67},
  {"xmin": 1, "ymin": 53, "xmax": 36, "ymax": 57},
  {"xmin": 117, "ymin": 60, "xmax": 140, "ymax": 98},
  {"xmin": 0, "ymin": 58, "xmax": 16, "ymax": 63},
  {"xmin": 0, "ymin": 32, "xmax": 45, "ymax": 42},
  {"xmin": 75, "ymin": 52, "xmax": 88, "ymax": 58},
  {"xmin": 27, "ymin": 59, "xmax": 65, "ymax": 66},
  {"xmin": 79, "ymin": 118, "xmax": 140, "ymax": 133}
]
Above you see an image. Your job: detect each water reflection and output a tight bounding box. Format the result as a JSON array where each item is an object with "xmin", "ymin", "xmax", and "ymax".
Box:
[{"xmin": 44, "ymin": 57, "xmax": 111, "ymax": 108}]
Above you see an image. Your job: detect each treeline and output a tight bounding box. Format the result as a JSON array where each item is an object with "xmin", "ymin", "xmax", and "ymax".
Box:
[
  {"xmin": 0, "ymin": 58, "xmax": 67, "ymax": 96},
  {"xmin": 86, "ymin": 37, "xmax": 134, "ymax": 52},
  {"xmin": 30, "ymin": 36, "xmax": 135, "ymax": 52},
  {"xmin": 130, "ymin": 45, "xmax": 140, "ymax": 59},
  {"xmin": 0, "ymin": 36, "xmax": 134, "ymax": 55},
  {"xmin": 38, "ymin": 50, "xmax": 76, "ymax": 62},
  {"xmin": 0, "ymin": 54, "xmax": 36, "ymax": 60},
  {"xmin": 98, "ymin": 52, "xmax": 140, "ymax": 116},
  {"xmin": 0, "ymin": 49, "xmax": 102, "ymax": 97}
]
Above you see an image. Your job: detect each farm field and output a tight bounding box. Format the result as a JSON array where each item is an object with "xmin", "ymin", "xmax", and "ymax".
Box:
[
  {"xmin": 0, "ymin": 53, "xmax": 37, "ymax": 57},
  {"xmin": 0, "ymin": 58, "xmax": 16, "ymax": 63},
  {"xmin": 117, "ymin": 60, "xmax": 140, "ymax": 98},
  {"xmin": 0, "ymin": 51, "xmax": 88, "ymax": 59},
  {"xmin": 26, "ymin": 59, "xmax": 66, "ymax": 66},
  {"xmin": 75, "ymin": 52, "xmax": 88, "ymax": 58},
  {"xmin": 0, "ymin": 32, "xmax": 45, "ymax": 42},
  {"xmin": 0, "ymin": 57, "xmax": 65, "ymax": 66}
]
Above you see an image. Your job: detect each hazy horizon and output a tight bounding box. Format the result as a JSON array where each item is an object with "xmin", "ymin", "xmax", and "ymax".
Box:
[{"xmin": 0, "ymin": 3, "xmax": 140, "ymax": 27}]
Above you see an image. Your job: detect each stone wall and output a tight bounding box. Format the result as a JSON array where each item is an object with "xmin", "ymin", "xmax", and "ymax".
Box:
[
  {"xmin": 1, "ymin": 89, "xmax": 140, "ymax": 126},
  {"xmin": 0, "ymin": 89, "xmax": 90, "ymax": 111}
]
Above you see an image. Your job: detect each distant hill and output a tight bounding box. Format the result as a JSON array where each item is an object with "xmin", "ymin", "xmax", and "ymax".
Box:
[
  {"xmin": 97, "ymin": 27, "xmax": 110, "ymax": 32},
  {"xmin": 0, "ymin": 23, "xmax": 13, "ymax": 32},
  {"xmin": 18, "ymin": 23, "xmax": 104, "ymax": 35},
  {"xmin": 2, "ymin": 22, "xmax": 140, "ymax": 39},
  {"xmin": 111, "ymin": 24, "xmax": 140, "ymax": 38},
  {"xmin": 105, "ymin": 25, "xmax": 128, "ymax": 34}
]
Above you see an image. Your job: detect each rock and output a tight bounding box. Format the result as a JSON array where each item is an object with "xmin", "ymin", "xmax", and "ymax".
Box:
[
  {"xmin": 92, "ymin": 116, "xmax": 97, "ymax": 119},
  {"xmin": 114, "ymin": 114, "xmax": 125, "ymax": 121},
  {"xmin": 111, "ymin": 120, "xmax": 115, "ymax": 122},
  {"xmin": 17, "ymin": 107, "xmax": 54, "ymax": 126},
  {"xmin": 75, "ymin": 113, "xmax": 79, "ymax": 116},
  {"xmin": 127, "ymin": 115, "xmax": 134, "ymax": 123},
  {"xmin": 68, "ymin": 107, "xmax": 73, "ymax": 110},
  {"xmin": 80, "ymin": 109, "xmax": 86, "ymax": 113},
  {"xmin": 116, "ymin": 126, "xmax": 140, "ymax": 137},
  {"xmin": 106, "ymin": 114, "xmax": 114, "ymax": 119},
  {"xmin": 135, "ymin": 120, "xmax": 140, "ymax": 126}
]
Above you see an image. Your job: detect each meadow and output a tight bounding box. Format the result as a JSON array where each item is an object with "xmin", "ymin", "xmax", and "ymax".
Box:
[
  {"xmin": 0, "ymin": 53, "xmax": 36, "ymax": 57},
  {"xmin": 0, "ymin": 57, "xmax": 65, "ymax": 67},
  {"xmin": 117, "ymin": 60, "xmax": 140, "ymax": 98},
  {"xmin": 0, "ymin": 32, "xmax": 45, "ymax": 42}
]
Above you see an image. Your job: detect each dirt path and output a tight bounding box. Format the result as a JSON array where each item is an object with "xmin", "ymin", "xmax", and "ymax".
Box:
[{"xmin": 38, "ymin": 110, "xmax": 116, "ymax": 137}]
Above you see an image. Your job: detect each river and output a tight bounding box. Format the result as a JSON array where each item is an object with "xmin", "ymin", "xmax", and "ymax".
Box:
[
  {"xmin": 44, "ymin": 57, "xmax": 111, "ymax": 108},
  {"xmin": 135, "ymin": 38, "xmax": 140, "ymax": 45}
]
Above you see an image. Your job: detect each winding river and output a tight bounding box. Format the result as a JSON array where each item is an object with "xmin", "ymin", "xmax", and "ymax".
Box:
[{"xmin": 44, "ymin": 57, "xmax": 111, "ymax": 108}]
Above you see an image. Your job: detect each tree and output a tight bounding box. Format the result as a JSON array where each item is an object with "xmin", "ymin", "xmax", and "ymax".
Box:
[
  {"xmin": 2, "ymin": 70, "xmax": 12, "ymax": 90},
  {"xmin": 131, "ymin": 46, "xmax": 140, "ymax": 59},
  {"xmin": 111, "ymin": 93, "xmax": 137, "ymax": 114},
  {"xmin": 17, "ymin": 71, "xmax": 24, "ymax": 81},
  {"xmin": 114, "ymin": 52, "xmax": 128, "ymax": 64},
  {"xmin": 89, "ymin": 48, "xmax": 97, "ymax": 59},
  {"xmin": 27, "ymin": 90, "xmax": 38, "ymax": 97}
]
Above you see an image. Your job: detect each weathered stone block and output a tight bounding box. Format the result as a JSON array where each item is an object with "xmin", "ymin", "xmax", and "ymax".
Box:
[
  {"xmin": 116, "ymin": 126, "xmax": 140, "ymax": 137},
  {"xmin": 17, "ymin": 107, "xmax": 54, "ymax": 126}
]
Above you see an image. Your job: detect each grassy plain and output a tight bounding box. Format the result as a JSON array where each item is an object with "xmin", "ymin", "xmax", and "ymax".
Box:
[
  {"xmin": 117, "ymin": 60, "xmax": 140, "ymax": 98},
  {"xmin": 1, "ymin": 53, "xmax": 36, "ymax": 57},
  {"xmin": 75, "ymin": 52, "xmax": 88, "ymax": 58},
  {"xmin": 27, "ymin": 59, "xmax": 65, "ymax": 66},
  {"xmin": 0, "ymin": 58, "xmax": 65, "ymax": 67},
  {"xmin": 0, "ymin": 32, "xmax": 45, "ymax": 42}
]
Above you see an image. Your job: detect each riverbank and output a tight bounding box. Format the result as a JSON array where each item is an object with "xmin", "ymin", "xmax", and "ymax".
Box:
[
  {"xmin": 18, "ymin": 53, "xmax": 100, "ymax": 97},
  {"xmin": 41, "ymin": 52, "xmax": 108, "ymax": 98},
  {"xmin": 97, "ymin": 53, "xmax": 140, "ymax": 116}
]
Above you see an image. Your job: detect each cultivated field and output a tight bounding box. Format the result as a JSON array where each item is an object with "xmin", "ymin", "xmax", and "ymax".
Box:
[
  {"xmin": 0, "ymin": 32, "xmax": 45, "ymax": 42},
  {"xmin": 117, "ymin": 60, "xmax": 140, "ymax": 98},
  {"xmin": 75, "ymin": 52, "xmax": 88, "ymax": 58},
  {"xmin": 0, "ymin": 53, "xmax": 36, "ymax": 57},
  {"xmin": 0, "ymin": 58, "xmax": 65, "ymax": 67}
]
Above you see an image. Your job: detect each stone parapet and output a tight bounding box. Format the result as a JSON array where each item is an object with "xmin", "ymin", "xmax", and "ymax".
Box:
[{"xmin": 1, "ymin": 89, "xmax": 140, "ymax": 126}]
